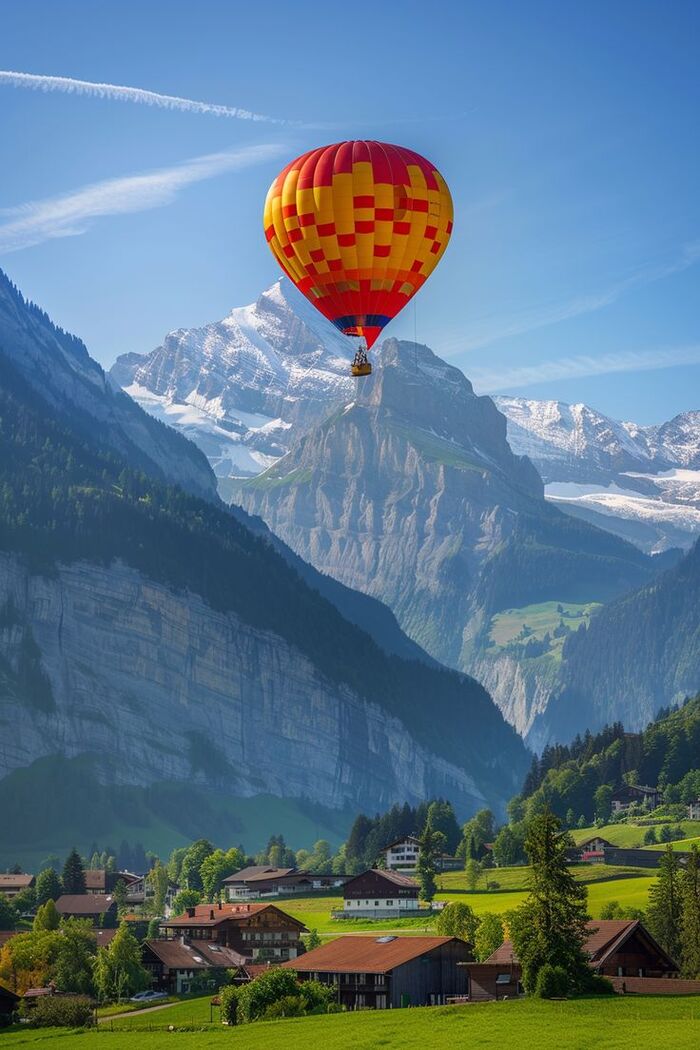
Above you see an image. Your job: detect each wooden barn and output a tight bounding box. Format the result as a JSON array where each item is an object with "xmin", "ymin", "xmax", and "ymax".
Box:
[{"xmin": 283, "ymin": 935, "xmax": 471, "ymax": 1009}]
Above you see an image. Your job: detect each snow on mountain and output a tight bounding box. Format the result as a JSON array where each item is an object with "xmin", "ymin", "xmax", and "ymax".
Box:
[
  {"xmin": 111, "ymin": 278, "xmax": 356, "ymax": 476},
  {"xmin": 496, "ymin": 396, "xmax": 700, "ymax": 553}
]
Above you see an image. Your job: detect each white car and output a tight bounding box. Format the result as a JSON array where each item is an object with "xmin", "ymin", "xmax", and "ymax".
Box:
[{"xmin": 129, "ymin": 990, "xmax": 168, "ymax": 1003}]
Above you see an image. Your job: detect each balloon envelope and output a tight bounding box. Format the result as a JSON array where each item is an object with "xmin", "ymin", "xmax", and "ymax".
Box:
[{"xmin": 263, "ymin": 141, "xmax": 453, "ymax": 349}]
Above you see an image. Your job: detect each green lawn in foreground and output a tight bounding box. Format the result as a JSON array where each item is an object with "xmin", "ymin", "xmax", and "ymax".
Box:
[
  {"xmin": 106, "ymin": 997, "xmax": 216, "ymax": 1028},
  {"xmin": 5, "ymin": 997, "xmax": 700, "ymax": 1049}
]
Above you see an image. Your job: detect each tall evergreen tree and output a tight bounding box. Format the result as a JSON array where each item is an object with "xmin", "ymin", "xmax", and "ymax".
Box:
[
  {"xmin": 509, "ymin": 807, "xmax": 590, "ymax": 994},
  {"xmin": 62, "ymin": 848, "xmax": 86, "ymax": 895},
  {"xmin": 647, "ymin": 845, "xmax": 682, "ymax": 963},
  {"xmin": 680, "ymin": 845, "xmax": 700, "ymax": 978},
  {"xmin": 417, "ymin": 817, "xmax": 446, "ymax": 902}
]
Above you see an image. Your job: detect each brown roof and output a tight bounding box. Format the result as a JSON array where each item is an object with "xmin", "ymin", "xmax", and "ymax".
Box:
[
  {"xmin": 92, "ymin": 929, "xmax": 119, "ymax": 947},
  {"xmin": 283, "ymin": 935, "xmax": 462, "ymax": 974},
  {"xmin": 162, "ymin": 902, "xmax": 306, "ymax": 931},
  {"xmin": 345, "ymin": 869, "xmax": 419, "ymax": 890},
  {"xmin": 85, "ymin": 870, "xmax": 107, "ymax": 891},
  {"xmin": 0, "ymin": 874, "xmax": 34, "ymax": 890},
  {"xmin": 145, "ymin": 939, "xmax": 246, "ymax": 970},
  {"xmin": 486, "ymin": 920, "xmax": 673, "ymax": 968},
  {"xmin": 222, "ymin": 866, "xmax": 296, "ymax": 884},
  {"xmin": 382, "ymin": 836, "xmax": 421, "ymax": 850},
  {"xmin": 55, "ymin": 894, "xmax": 114, "ymax": 915}
]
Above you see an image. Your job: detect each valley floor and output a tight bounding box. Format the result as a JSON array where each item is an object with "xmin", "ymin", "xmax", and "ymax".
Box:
[{"xmin": 5, "ymin": 996, "xmax": 700, "ymax": 1049}]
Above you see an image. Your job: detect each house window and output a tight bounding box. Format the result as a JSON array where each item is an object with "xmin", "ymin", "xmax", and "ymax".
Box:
[
  {"xmin": 374, "ymin": 900, "xmax": 379, "ymax": 907},
  {"xmin": 495, "ymin": 974, "xmax": 511, "ymax": 986},
  {"xmin": 386, "ymin": 900, "xmax": 393, "ymax": 907}
]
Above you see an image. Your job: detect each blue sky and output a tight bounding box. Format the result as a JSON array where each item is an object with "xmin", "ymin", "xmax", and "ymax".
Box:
[{"xmin": 1, "ymin": 0, "xmax": 698, "ymax": 423}]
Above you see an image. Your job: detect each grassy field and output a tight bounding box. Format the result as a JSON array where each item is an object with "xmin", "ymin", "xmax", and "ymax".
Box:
[
  {"xmin": 572, "ymin": 821, "xmax": 700, "ymax": 849},
  {"xmin": 488, "ymin": 601, "xmax": 600, "ymax": 651},
  {"xmin": 280, "ymin": 866, "xmax": 656, "ymax": 933},
  {"xmin": 644, "ymin": 836, "xmax": 700, "ymax": 851},
  {"xmin": 5, "ymin": 996, "xmax": 700, "ymax": 1048}
]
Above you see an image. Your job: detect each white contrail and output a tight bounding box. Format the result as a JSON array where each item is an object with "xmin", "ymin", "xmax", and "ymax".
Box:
[
  {"xmin": 0, "ymin": 69, "xmax": 292, "ymax": 124},
  {"xmin": 0, "ymin": 143, "xmax": 285, "ymax": 254},
  {"xmin": 468, "ymin": 344, "xmax": 700, "ymax": 393}
]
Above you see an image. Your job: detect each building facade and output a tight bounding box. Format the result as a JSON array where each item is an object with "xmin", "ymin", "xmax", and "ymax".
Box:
[
  {"xmin": 159, "ymin": 902, "xmax": 307, "ymax": 962},
  {"xmin": 337, "ymin": 869, "xmax": 420, "ymax": 918},
  {"xmin": 610, "ymin": 785, "xmax": 660, "ymax": 813},
  {"xmin": 283, "ymin": 935, "xmax": 471, "ymax": 1009},
  {"xmin": 222, "ymin": 866, "xmax": 348, "ymax": 901}
]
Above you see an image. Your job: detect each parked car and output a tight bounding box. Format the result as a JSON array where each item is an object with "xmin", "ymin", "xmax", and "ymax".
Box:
[{"xmin": 129, "ymin": 990, "xmax": 168, "ymax": 1003}]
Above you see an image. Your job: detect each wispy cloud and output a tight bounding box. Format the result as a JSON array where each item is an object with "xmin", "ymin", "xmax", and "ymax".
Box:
[
  {"xmin": 0, "ymin": 144, "xmax": 284, "ymax": 254},
  {"xmin": 440, "ymin": 241, "xmax": 700, "ymax": 356},
  {"xmin": 469, "ymin": 344, "xmax": 700, "ymax": 393},
  {"xmin": 0, "ymin": 69, "xmax": 293, "ymax": 124}
]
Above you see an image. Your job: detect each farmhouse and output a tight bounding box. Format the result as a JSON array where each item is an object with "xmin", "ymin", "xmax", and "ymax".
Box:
[
  {"xmin": 159, "ymin": 902, "xmax": 307, "ymax": 962},
  {"xmin": 222, "ymin": 866, "xmax": 348, "ymax": 900},
  {"xmin": 382, "ymin": 837, "xmax": 462, "ymax": 873},
  {"xmin": 0, "ymin": 874, "xmax": 34, "ymax": 899},
  {"xmin": 688, "ymin": 800, "xmax": 700, "ymax": 821},
  {"xmin": 603, "ymin": 848, "xmax": 693, "ymax": 869},
  {"xmin": 54, "ymin": 894, "xmax": 118, "ymax": 926},
  {"xmin": 143, "ymin": 938, "xmax": 246, "ymax": 995},
  {"xmin": 467, "ymin": 919, "xmax": 680, "ymax": 1000},
  {"xmin": 335, "ymin": 869, "xmax": 421, "ymax": 918},
  {"xmin": 84, "ymin": 869, "xmax": 141, "ymax": 895},
  {"xmin": 611, "ymin": 785, "xmax": 660, "ymax": 813},
  {"xmin": 283, "ymin": 935, "xmax": 471, "ymax": 1008}
]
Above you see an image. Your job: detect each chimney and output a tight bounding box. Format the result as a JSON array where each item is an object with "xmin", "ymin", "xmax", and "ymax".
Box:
[
  {"xmin": 187, "ymin": 907, "xmax": 195, "ymax": 918},
  {"xmin": 218, "ymin": 900, "xmax": 222, "ymax": 911},
  {"xmin": 210, "ymin": 909, "xmax": 215, "ymax": 920}
]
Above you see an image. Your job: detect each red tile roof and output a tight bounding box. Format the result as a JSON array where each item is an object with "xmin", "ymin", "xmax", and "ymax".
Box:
[
  {"xmin": 282, "ymin": 935, "xmax": 462, "ymax": 974},
  {"xmin": 162, "ymin": 902, "xmax": 306, "ymax": 931}
]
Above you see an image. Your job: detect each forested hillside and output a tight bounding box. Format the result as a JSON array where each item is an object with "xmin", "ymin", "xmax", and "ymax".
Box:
[
  {"xmin": 539, "ymin": 540, "xmax": 700, "ymax": 742},
  {"xmin": 517, "ymin": 695, "xmax": 700, "ymax": 822}
]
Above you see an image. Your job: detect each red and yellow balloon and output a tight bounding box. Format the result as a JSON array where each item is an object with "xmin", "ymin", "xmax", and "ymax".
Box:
[{"xmin": 263, "ymin": 140, "xmax": 453, "ymax": 351}]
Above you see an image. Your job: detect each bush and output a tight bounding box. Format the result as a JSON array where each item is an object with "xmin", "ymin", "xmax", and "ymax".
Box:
[
  {"xmin": 262, "ymin": 995, "xmax": 306, "ymax": 1020},
  {"xmin": 534, "ymin": 964, "xmax": 569, "ymax": 999},
  {"xmin": 585, "ymin": 973, "xmax": 615, "ymax": 995},
  {"xmin": 300, "ymin": 979, "xmax": 335, "ymax": 1013},
  {"xmin": 219, "ymin": 985, "xmax": 238, "ymax": 1025},
  {"xmin": 30, "ymin": 995, "xmax": 94, "ymax": 1028},
  {"xmin": 236, "ymin": 968, "xmax": 301, "ymax": 1023}
]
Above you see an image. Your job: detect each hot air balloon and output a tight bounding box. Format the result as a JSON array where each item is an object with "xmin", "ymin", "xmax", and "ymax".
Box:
[{"xmin": 263, "ymin": 141, "xmax": 453, "ymax": 377}]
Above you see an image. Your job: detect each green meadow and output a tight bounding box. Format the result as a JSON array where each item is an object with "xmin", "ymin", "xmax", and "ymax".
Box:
[{"xmin": 5, "ymin": 996, "xmax": 700, "ymax": 1049}]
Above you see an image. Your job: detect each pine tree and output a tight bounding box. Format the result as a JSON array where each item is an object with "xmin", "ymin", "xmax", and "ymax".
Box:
[
  {"xmin": 417, "ymin": 817, "xmax": 446, "ymax": 902},
  {"xmin": 680, "ymin": 845, "xmax": 700, "ymax": 978},
  {"xmin": 62, "ymin": 848, "xmax": 86, "ymax": 895},
  {"xmin": 509, "ymin": 807, "xmax": 591, "ymax": 994},
  {"xmin": 647, "ymin": 845, "xmax": 682, "ymax": 963}
]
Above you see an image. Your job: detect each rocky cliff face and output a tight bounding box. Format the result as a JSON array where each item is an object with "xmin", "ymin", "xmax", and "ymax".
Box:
[
  {"xmin": 231, "ymin": 340, "xmax": 655, "ymax": 745},
  {"xmin": 0, "ymin": 553, "xmax": 496, "ymax": 816},
  {"xmin": 232, "ymin": 340, "xmax": 543, "ymax": 665}
]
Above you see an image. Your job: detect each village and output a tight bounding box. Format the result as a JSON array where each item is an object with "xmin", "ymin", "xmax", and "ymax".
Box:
[{"xmin": 2, "ymin": 782, "xmax": 700, "ymax": 1032}]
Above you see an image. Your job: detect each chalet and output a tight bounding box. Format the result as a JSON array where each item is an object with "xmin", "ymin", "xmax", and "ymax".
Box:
[
  {"xmin": 0, "ymin": 874, "xmax": 34, "ymax": 899},
  {"xmin": 143, "ymin": 937, "xmax": 246, "ymax": 995},
  {"xmin": 55, "ymin": 894, "xmax": 118, "ymax": 927},
  {"xmin": 382, "ymin": 837, "xmax": 462, "ymax": 874},
  {"xmin": 611, "ymin": 785, "xmax": 660, "ymax": 813},
  {"xmin": 222, "ymin": 866, "xmax": 348, "ymax": 901},
  {"xmin": 336, "ymin": 869, "xmax": 420, "ymax": 918},
  {"xmin": 159, "ymin": 902, "xmax": 307, "ymax": 962},
  {"xmin": 84, "ymin": 869, "xmax": 140, "ymax": 895},
  {"xmin": 466, "ymin": 919, "xmax": 680, "ymax": 1000},
  {"xmin": 283, "ymin": 935, "xmax": 471, "ymax": 1009},
  {"xmin": 0, "ymin": 983, "xmax": 19, "ymax": 1023},
  {"xmin": 124, "ymin": 875, "xmax": 178, "ymax": 914},
  {"xmin": 688, "ymin": 800, "xmax": 700, "ymax": 821}
]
